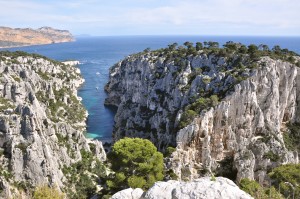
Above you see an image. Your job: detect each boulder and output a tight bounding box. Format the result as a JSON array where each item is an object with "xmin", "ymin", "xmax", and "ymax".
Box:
[
  {"xmin": 111, "ymin": 188, "xmax": 144, "ymax": 199},
  {"xmin": 111, "ymin": 177, "xmax": 253, "ymax": 199}
]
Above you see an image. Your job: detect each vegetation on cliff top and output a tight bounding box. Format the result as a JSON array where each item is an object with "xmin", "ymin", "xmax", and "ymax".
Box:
[
  {"xmin": 112, "ymin": 41, "xmax": 300, "ymax": 137},
  {"xmin": 0, "ymin": 50, "xmax": 62, "ymax": 65},
  {"xmin": 140, "ymin": 41, "xmax": 299, "ymax": 66},
  {"xmin": 0, "ymin": 51, "xmax": 86, "ymax": 128}
]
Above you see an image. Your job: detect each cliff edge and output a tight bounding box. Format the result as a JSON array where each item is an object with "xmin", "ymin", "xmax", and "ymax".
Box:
[
  {"xmin": 0, "ymin": 51, "xmax": 105, "ymax": 198},
  {"xmin": 105, "ymin": 42, "xmax": 300, "ymax": 184}
]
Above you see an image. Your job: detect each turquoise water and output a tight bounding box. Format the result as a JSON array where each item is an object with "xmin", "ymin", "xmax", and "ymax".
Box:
[{"xmin": 3, "ymin": 36, "xmax": 300, "ymax": 141}]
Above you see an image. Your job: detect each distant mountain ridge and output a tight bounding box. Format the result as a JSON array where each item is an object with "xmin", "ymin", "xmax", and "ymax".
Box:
[{"xmin": 0, "ymin": 26, "xmax": 74, "ymax": 48}]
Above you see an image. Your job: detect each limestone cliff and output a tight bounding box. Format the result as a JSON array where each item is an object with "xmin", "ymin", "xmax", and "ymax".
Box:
[
  {"xmin": 0, "ymin": 51, "xmax": 105, "ymax": 198},
  {"xmin": 105, "ymin": 43, "xmax": 300, "ymax": 184},
  {"xmin": 0, "ymin": 26, "xmax": 74, "ymax": 48}
]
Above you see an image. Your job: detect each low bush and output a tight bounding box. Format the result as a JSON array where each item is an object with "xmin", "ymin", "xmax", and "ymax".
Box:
[
  {"xmin": 33, "ymin": 185, "xmax": 65, "ymax": 199},
  {"xmin": 269, "ymin": 164, "xmax": 300, "ymax": 198},
  {"xmin": 239, "ymin": 178, "xmax": 283, "ymax": 199}
]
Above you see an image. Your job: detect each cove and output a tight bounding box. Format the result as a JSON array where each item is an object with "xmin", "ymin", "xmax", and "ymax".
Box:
[{"xmin": 4, "ymin": 35, "xmax": 300, "ymax": 142}]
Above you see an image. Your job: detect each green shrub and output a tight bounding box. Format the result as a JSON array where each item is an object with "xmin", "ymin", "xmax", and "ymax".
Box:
[
  {"xmin": 11, "ymin": 75, "xmax": 21, "ymax": 82},
  {"xmin": 107, "ymin": 138, "xmax": 164, "ymax": 191},
  {"xmin": 210, "ymin": 174, "xmax": 216, "ymax": 181},
  {"xmin": 283, "ymin": 123, "xmax": 300, "ymax": 152},
  {"xmin": 263, "ymin": 151, "xmax": 280, "ymax": 162},
  {"xmin": 33, "ymin": 185, "xmax": 65, "ymax": 199},
  {"xmin": 89, "ymin": 143, "xmax": 96, "ymax": 154},
  {"xmin": 128, "ymin": 175, "xmax": 146, "ymax": 188},
  {"xmin": 269, "ymin": 164, "xmax": 300, "ymax": 198},
  {"xmin": 239, "ymin": 178, "xmax": 283, "ymax": 199},
  {"xmin": 0, "ymin": 166, "xmax": 13, "ymax": 180},
  {"xmin": 0, "ymin": 98, "xmax": 14, "ymax": 112},
  {"xmin": 240, "ymin": 178, "xmax": 265, "ymax": 197},
  {"xmin": 179, "ymin": 109, "xmax": 197, "ymax": 129},
  {"xmin": 179, "ymin": 95, "xmax": 219, "ymax": 129},
  {"xmin": 62, "ymin": 150, "xmax": 106, "ymax": 199},
  {"xmin": 15, "ymin": 143, "xmax": 29, "ymax": 153},
  {"xmin": 36, "ymin": 70, "xmax": 50, "ymax": 80},
  {"xmin": 165, "ymin": 169, "xmax": 178, "ymax": 180},
  {"xmin": 165, "ymin": 146, "xmax": 176, "ymax": 157}
]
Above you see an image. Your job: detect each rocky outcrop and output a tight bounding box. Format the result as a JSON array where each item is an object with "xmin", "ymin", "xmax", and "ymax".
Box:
[
  {"xmin": 111, "ymin": 188, "xmax": 144, "ymax": 199},
  {"xmin": 111, "ymin": 177, "xmax": 253, "ymax": 199},
  {"xmin": 105, "ymin": 46, "xmax": 299, "ymax": 184},
  {"xmin": 169, "ymin": 57, "xmax": 299, "ymax": 182},
  {"xmin": 0, "ymin": 26, "xmax": 74, "ymax": 48},
  {"xmin": 0, "ymin": 51, "xmax": 105, "ymax": 198}
]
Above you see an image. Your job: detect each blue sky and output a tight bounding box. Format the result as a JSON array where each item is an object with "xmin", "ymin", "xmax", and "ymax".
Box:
[{"xmin": 0, "ymin": 0, "xmax": 299, "ymax": 36}]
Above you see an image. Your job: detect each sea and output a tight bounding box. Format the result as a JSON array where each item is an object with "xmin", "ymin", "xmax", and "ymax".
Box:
[{"xmin": 3, "ymin": 35, "xmax": 300, "ymax": 142}]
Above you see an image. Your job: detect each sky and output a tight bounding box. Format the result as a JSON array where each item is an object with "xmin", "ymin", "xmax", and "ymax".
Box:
[{"xmin": 0, "ymin": 0, "xmax": 299, "ymax": 36}]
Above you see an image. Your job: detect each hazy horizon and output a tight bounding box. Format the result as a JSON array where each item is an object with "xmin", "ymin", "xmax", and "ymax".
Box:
[
  {"xmin": 72, "ymin": 34, "xmax": 300, "ymax": 37},
  {"xmin": 0, "ymin": 0, "xmax": 299, "ymax": 37}
]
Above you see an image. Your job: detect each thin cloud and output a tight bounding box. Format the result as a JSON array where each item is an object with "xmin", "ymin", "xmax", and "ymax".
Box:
[{"xmin": 0, "ymin": 0, "xmax": 299, "ymax": 35}]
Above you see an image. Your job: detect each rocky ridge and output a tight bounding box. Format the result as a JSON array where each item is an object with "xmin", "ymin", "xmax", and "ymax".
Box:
[
  {"xmin": 0, "ymin": 26, "xmax": 74, "ymax": 48},
  {"xmin": 0, "ymin": 51, "xmax": 105, "ymax": 198},
  {"xmin": 105, "ymin": 43, "xmax": 300, "ymax": 184},
  {"xmin": 111, "ymin": 177, "xmax": 253, "ymax": 199}
]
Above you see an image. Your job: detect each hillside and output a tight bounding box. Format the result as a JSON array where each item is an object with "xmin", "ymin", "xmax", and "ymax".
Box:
[
  {"xmin": 0, "ymin": 51, "xmax": 106, "ymax": 198},
  {"xmin": 105, "ymin": 41, "xmax": 300, "ymax": 186},
  {"xmin": 0, "ymin": 27, "xmax": 74, "ymax": 48}
]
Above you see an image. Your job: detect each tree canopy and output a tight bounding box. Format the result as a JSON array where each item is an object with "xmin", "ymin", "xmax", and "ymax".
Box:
[
  {"xmin": 269, "ymin": 164, "xmax": 300, "ymax": 198},
  {"xmin": 107, "ymin": 138, "xmax": 164, "ymax": 191}
]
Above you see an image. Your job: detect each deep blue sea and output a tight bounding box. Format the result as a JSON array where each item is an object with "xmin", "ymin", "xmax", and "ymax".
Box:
[{"xmin": 3, "ymin": 36, "xmax": 300, "ymax": 142}]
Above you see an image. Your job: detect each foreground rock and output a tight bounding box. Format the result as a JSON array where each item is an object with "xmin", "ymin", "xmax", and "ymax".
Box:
[
  {"xmin": 0, "ymin": 51, "xmax": 105, "ymax": 198},
  {"xmin": 111, "ymin": 188, "xmax": 144, "ymax": 199},
  {"xmin": 111, "ymin": 177, "xmax": 253, "ymax": 199},
  {"xmin": 0, "ymin": 26, "xmax": 74, "ymax": 48},
  {"xmin": 105, "ymin": 44, "xmax": 299, "ymax": 183}
]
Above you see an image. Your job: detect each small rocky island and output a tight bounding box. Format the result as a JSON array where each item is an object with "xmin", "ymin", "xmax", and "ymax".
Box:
[{"xmin": 0, "ymin": 27, "xmax": 74, "ymax": 48}]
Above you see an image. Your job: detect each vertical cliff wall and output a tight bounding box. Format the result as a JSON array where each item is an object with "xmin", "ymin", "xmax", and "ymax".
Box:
[
  {"xmin": 0, "ymin": 52, "xmax": 105, "ymax": 198},
  {"xmin": 105, "ymin": 45, "xmax": 299, "ymax": 184},
  {"xmin": 170, "ymin": 57, "xmax": 299, "ymax": 182}
]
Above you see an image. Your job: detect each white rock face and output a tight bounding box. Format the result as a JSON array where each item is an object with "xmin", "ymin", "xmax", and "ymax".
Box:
[
  {"xmin": 143, "ymin": 180, "xmax": 180, "ymax": 199},
  {"xmin": 111, "ymin": 177, "xmax": 253, "ymax": 199},
  {"xmin": 0, "ymin": 53, "xmax": 106, "ymax": 198},
  {"xmin": 62, "ymin": 60, "xmax": 80, "ymax": 66},
  {"xmin": 105, "ymin": 52, "xmax": 299, "ymax": 183},
  {"xmin": 111, "ymin": 188, "xmax": 144, "ymax": 199},
  {"xmin": 169, "ymin": 177, "xmax": 252, "ymax": 199},
  {"xmin": 169, "ymin": 57, "xmax": 299, "ymax": 182}
]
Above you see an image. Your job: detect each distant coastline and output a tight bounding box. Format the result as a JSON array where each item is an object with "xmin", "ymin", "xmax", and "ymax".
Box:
[
  {"xmin": 0, "ymin": 26, "xmax": 74, "ymax": 48},
  {"xmin": 0, "ymin": 41, "xmax": 75, "ymax": 49}
]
